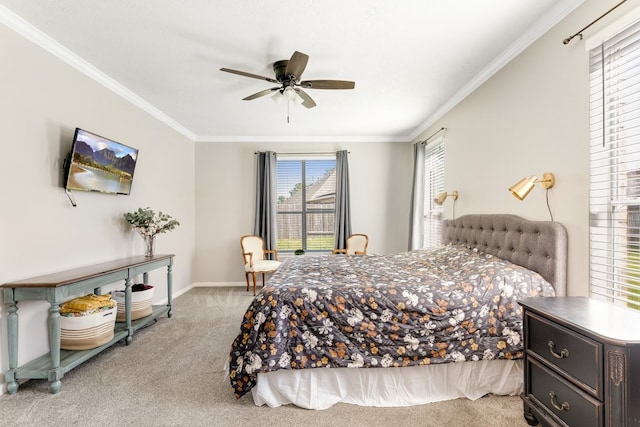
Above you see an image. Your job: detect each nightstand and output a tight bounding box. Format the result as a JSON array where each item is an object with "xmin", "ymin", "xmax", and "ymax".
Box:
[{"xmin": 519, "ymin": 297, "xmax": 640, "ymax": 427}]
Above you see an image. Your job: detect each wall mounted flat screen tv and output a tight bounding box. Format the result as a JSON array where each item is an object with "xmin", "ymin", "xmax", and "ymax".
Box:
[{"xmin": 64, "ymin": 128, "xmax": 139, "ymax": 195}]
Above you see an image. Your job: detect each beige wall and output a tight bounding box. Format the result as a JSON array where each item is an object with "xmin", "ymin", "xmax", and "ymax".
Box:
[
  {"xmin": 414, "ymin": 0, "xmax": 637, "ymax": 297},
  {"xmin": 0, "ymin": 23, "xmax": 196, "ymax": 390},
  {"xmin": 193, "ymin": 140, "xmax": 412, "ymax": 283}
]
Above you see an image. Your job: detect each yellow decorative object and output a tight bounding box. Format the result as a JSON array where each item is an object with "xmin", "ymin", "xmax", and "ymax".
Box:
[
  {"xmin": 61, "ymin": 294, "xmax": 115, "ymax": 314},
  {"xmin": 508, "ymin": 172, "xmax": 555, "ymax": 200},
  {"xmin": 433, "ymin": 190, "xmax": 459, "ymax": 206}
]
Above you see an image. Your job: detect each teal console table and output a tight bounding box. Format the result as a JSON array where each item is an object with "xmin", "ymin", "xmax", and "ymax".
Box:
[{"xmin": 1, "ymin": 254, "xmax": 174, "ymax": 394}]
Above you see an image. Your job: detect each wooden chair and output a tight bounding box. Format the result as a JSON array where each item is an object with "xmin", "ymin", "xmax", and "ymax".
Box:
[
  {"xmin": 240, "ymin": 235, "xmax": 281, "ymax": 295},
  {"xmin": 332, "ymin": 234, "xmax": 369, "ymax": 255}
]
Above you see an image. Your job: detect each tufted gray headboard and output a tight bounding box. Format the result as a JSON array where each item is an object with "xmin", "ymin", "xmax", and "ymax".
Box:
[{"xmin": 442, "ymin": 214, "xmax": 568, "ymax": 296}]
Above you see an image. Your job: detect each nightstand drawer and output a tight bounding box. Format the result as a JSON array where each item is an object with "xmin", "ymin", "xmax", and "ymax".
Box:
[
  {"xmin": 528, "ymin": 358, "xmax": 604, "ymax": 427},
  {"xmin": 526, "ymin": 311, "xmax": 602, "ymax": 397}
]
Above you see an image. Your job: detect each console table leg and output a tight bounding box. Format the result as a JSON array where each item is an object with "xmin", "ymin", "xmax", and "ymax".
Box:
[
  {"xmin": 48, "ymin": 302, "xmax": 63, "ymax": 393},
  {"xmin": 7, "ymin": 378, "xmax": 19, "ymax": 394},
  {"xmin": 167, "ymin": 262, "xmax": 173, "ymax": 318},
  {"xmin": 125, "ymin": 277, "xmax": 133, "ymax": 345},
  {"xmin": 6, "ymin": 299, "xmax": 19, "ymax": 394},
  {"xmin": 48, "ymin": 302, "xmax": 61, "ymax": 367},
  {"xmin": 50, "ymin": 380, "xmax": 62, "ymax": 394}
]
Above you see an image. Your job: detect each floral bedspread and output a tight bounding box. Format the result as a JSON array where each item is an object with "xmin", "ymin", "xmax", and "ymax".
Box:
[{"xmin": 228, "ymin": 245, "xmax": 555, "ymax": 397}]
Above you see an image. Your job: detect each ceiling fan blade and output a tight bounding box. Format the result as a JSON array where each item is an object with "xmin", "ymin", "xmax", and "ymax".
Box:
[
  {"xmin": 286, "ymin": 51, "xmax": 309, "ymax": 80},
  {"xmin": 242, "ymin": 87, "xmax": 280, "ymax": 101},
  {"xmin": 220, "ymin": 68, "xmax": 279, "ymax": 84},
  {"xmin": 299, "ymin": 80, "xmax": 355, "ymax": 90},
  {"xmin": 295, "ymin": 89, "xmax": 316, "ymax": 109}
]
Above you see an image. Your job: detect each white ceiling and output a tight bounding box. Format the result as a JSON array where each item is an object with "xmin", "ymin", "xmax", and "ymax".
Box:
[{"xmin": 0, "ymin": 0, "xmax": 583, "ymax": 142}]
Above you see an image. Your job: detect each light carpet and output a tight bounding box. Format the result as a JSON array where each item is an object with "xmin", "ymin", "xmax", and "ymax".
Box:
[{"xmin": 0, "ymin": 287, "xmax": 533, "ymax": 426}]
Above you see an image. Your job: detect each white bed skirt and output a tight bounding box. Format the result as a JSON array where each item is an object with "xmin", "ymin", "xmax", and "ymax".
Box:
[{"xmin": 252, "ymin": 360, "xmax": 523, "ymax": 410}]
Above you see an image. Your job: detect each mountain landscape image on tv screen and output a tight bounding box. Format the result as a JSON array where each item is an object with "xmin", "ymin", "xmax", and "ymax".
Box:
[{"xmin": 66, "ymin": 129, "xmax": 138, "ymax": 195}]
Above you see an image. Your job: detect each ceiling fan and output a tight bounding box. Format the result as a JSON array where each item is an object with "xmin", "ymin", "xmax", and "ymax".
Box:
[{"xmin": 220, "ymin": 51, "xmax": 355, "ymax": 109}]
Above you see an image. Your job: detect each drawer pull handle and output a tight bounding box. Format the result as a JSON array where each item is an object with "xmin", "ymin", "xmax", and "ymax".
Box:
[
  {"xmin": 548, "ymin": 341, "xmax": 569, "ymax": 359},
  {"xmin": 549, "ymin": 391, "xmax": 570, "ymax": 411}
]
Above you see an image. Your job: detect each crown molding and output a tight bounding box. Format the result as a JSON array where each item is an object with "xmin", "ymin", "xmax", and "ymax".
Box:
[
  {"xmin": 408, "ymin": 0, "xmax": 586, "ymax": 141},
  {"xmin": 194, "ymin": 134, "xmax": 412, "ymax": 143},
  {"xmin": 0, "ymin": 5, "xmax": 197, "ymax": 141}
]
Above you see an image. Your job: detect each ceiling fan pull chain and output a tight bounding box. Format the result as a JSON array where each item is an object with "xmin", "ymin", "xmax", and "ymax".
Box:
[{"xmin": 287, "ymin": 100, "xmax": 290, "ymax": 123}]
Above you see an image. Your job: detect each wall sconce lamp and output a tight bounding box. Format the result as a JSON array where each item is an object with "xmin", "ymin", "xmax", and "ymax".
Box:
[
  {"xmin": 508, "ymin": 173, "xmax": 555, "ymax": 200},
  {"xmin": 434, "ymin": 190, "xmax": 459, "ymax": 206}
]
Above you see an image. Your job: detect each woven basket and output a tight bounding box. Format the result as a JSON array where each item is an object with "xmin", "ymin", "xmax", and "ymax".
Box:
[
  {"xmin": 113, "ymin": 285, "xmax": 154, "ymax": 321},
  {"xmin": 60, "ymin": 306, "xmax": 116, "ymax": 350}
]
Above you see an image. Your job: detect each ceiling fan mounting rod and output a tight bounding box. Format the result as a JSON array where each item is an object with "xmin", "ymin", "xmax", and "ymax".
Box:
[{"xmin": 273, "ymin": 59, "xmax": 290, "ymax": 82}]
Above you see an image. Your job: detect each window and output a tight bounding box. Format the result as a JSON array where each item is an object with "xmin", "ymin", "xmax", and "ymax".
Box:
[
  {"xmin": 423, "ymin": 136, "xmax": 446, "ymax": 248},
  {"xmin": 276, "ymin": 157, "xmax": 337, "ymax": 253},
  {"xmin": 589, "ymin": 19, "xmax": 640, "ymax": 309}
]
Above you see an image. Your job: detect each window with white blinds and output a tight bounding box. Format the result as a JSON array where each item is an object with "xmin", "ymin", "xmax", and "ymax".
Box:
[
  {"xmin": 276, "ymin": 157, "xmax": 337, "ymax": 253},
  {"xmin": 589, "ymin": 19, "xmax": 640, "ymax": 309},
  {"xmin": 423, "ymin": 136, "xmax": 445, "ymax": 248}
]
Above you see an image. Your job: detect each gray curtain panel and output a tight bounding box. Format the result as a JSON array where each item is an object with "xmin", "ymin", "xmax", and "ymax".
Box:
[
  {"xmin": 334, "ymin": 150, "xmax": 352, "ymax": 250},
  {"xmin": 408, "ymin": 141, "xmax": 426, "ymax": 250},
  {"xmin": 253, "ymin": 151, "xmax": 278, "ymax": 257}
]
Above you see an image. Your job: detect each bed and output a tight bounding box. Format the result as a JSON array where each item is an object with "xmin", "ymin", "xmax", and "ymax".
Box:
[{"xmin": 228, "ymin": 214, "xmax": 568, "ymax": 409}]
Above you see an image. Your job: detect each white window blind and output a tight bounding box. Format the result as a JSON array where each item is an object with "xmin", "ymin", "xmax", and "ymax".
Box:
[
  {"xmin": 589, "ymin": 19, "xmax": 640, "ymax": 309},
  {"xmin": 423, "ymin": 136, "xmax": 445, "ymax": 248},
  {"xmin": 276, "ymin": 157, "xmax": 337, "ymax": 252}
]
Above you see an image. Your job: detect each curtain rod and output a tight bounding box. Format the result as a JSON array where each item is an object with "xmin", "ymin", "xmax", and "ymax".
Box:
[
  {"xmin": 563, "ymin": 0, "xmax": 628, "ymax": 45},
  {"xmin": 423, "ymin": 127, "xmax": 447, "ymax": 143}
]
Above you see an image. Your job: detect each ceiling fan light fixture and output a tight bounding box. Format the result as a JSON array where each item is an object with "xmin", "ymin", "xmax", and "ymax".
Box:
[
  {"xmin": 283, "ymin": 87, "xmax": 297, "ymax": 100},
  {"xmin": 293, "ymin": 92, "xmax": 304, "ymax": 105},
  {"xmin": 276, "ymin": 86, "xmax": 304, "ymax": 106},
  {"xmin": 271, "ymin": 90, "xmax": 284, "ymax": 104}
]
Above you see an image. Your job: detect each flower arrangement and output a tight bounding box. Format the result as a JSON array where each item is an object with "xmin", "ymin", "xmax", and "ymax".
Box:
[{"xmin": 124, "ymin": 207, "xmax": 180, "ymax": 256}]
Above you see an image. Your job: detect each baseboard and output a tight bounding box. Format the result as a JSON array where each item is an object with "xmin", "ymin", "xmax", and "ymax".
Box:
[
  {"xmin": 153, "ymin": 283, "xmax": 194, "ymax": 305},
  {"xmin": 192, "ymin": 282, "xmax": 246, "ymax": 288},
  {"xmin": 154, "ymin": 282, "xmax": 244, "ymax": 305}
]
